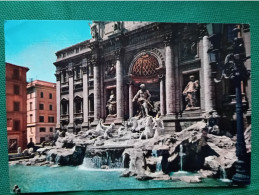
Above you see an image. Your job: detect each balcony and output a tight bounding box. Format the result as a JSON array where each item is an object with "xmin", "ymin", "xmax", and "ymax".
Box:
[
  {"xmin": 74, "ymin": 112, "xmax": 83, "ymax": 120},
  {"xmin": 88, "ymin": 111, "xmax": 94, "ymax": 118},
  {"xmin": 61, "ymin": 86, "xmax": 69, "ymax": 95},
  {"xmin": 61, "ymin": 114, "xmax": 69, "ymax": 121}
]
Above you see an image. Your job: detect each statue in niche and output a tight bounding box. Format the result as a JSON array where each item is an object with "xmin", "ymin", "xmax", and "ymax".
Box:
[
  {"xmin": 132, "ymin": 84, "xmax": 152, "ymax": 118},
  {"xmin": 106, "ymin": 90, "xmax": 117, "ymax": 116},
  {"xmin": 183, "ymin": 75, "xmax": 200, "ymax": 110}
]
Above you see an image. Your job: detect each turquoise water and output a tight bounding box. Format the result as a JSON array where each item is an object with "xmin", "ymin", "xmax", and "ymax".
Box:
[{"xmin": 9, "ymin": 165, "xmax": 231, "ymax": 193}]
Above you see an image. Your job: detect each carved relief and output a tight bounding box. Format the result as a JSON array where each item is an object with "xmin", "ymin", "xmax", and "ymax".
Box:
[
  {"xmin": 180, "ymin": 39, "xmax": 198, "ymax": 61},
  {"xmin": 105, "ymin": 61, "xmax": 116, "ymax": 79}
]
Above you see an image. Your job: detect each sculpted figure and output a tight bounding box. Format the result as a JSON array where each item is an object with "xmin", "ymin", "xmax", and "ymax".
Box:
[
  {"xmin": 106, "ymin": 90, "xmax": 116, "ymax": 116},
  {"xmin": 153, "ymin": 117, "xmax": 165, "ymax": 138},
  {"xmin": 139, "ymin": 116, "xmax": 155, "ymax": 140},
  {"xmin": 132, "ymin": 84, "xmax": 152, "ymax": 118},
  {"xmin": 182, "ymin": 75, "xmax": 199, "ymax": 110},
  {"xmin": 103, "ymin": 123, "xmax": 115, "ymax": 139},
  {"xmin": 89, "ymin": 23, "xmax": 98, "ymax": 39}
]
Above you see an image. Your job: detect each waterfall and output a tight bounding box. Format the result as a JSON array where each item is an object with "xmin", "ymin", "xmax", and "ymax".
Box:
[
  {"xmin": 122, "ymin": 153, "xmax": 125, "ymax": 168},
  {"xmin": 152, "ymin": 149, "xmax": 162, "ymax": 172},
  {"xmin": 79, "ymin": 149, "xmax": 124, "ymax": 170},
  {"xmin": 179, "ymin": 144, "xmax": 185, "ymax": 172},
  {"xmin": 219, "ymin": 167, "xmax": 231, "ymax": 182}
]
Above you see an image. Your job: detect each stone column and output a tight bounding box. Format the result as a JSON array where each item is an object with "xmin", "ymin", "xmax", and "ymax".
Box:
[
  {"xmin": 82, "ymin": 58, "xmax": 89, "ymax": 130},
  {"xmin": 55, "ymin": 71, "xmax": 61, "ymax": 130},
  {"xmin": 93, "ymin": 56, "xmax": 101, "ymax": 124},
  {"xmin": 164, "ymin": 33, "xmax": 176, "ymax": 116},
  {"xmin": 67, "ymin": 62, "xmax": 74, "ymax": 133},
  {"xmin": 115, "ymin": 49, "xmax": 124, "ymax": 123},
  {"xmin": 203, "ymin": 36, "xmax": 214, "ymax": 112},
  {"xmin": 129, "ymin": 83, "xmax": 134, "ymax": 118},
  {"xmin": 160, "ymin": 78, "xmax": 165, "ymax": 116}
]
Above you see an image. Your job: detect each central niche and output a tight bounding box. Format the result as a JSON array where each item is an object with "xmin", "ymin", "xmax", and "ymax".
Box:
[{"xmin": 131, "ymin": 54, "xmax": 159, "ymax": 77}]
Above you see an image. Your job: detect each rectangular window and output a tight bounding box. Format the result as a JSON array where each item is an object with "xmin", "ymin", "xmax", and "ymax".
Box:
[
  {"xmin": 40, "ymin": 137, "xmax": 45, "ymax": 143},
  {"xmin": 13, "ymin": 101, "xmax": 20, "ymax": 112},
  {"xmin": 49, "ymin": 93, "xmax": 52, "ymax": 99},
  {"xmin": 12, "ymin": 69, "xmax": 19, "ymax": 80},
  {"xmin": 49, "ymin": 104, "xmax": 53, "ymax": 111},
  {"xmin": 39, "ymin": 127, "xmax": 46, "ymax": 132},
  {"xmin": 30, "ymin": 114, "xmax": 33, "ymax": 123},
  {"xmin": 39, "ymin": 103, "xmax": 44, "ymax": 110},
  {"xmin": 39, "ymin": 116, "xmax": 44, "ymax": 122},
  {"xmin": 40, "ymin": 92, "xmax": 44, "ymax": 98},
  {"xmin": 30, "ymin": 102, "xmax": 32, "ymax": 111},
  {"xmin": 13, "ymin": 85, "xmax": 20, "ymax": 95},
  {"xmin": 13, "ymin": 120, "xmax": 20, "ymax": 131},
  {"xmin": 48, "ymin": 116, "xmax": 54, "ymax": 123},
  {"xmin": 50, "ymin": 127, "xmax": 53, "ymax": 132}
]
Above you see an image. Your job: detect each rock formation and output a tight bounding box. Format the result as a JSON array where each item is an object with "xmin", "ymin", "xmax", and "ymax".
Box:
[{"xmin": 9, "ymin": 116, "xmax": 249, "ymax": 184}]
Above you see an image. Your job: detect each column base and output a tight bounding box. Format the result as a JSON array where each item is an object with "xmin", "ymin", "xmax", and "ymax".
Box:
[
  {"xmin": 232, "ymin": 160, "xmax": 250, "ymax": 186},
  {"xmin": 91, "ymin": 119, "xmax": 100, "ymax": 127},
  {"xmin": 67, "ymin": 123, "xmax": 74, "ymax": 133},
  {"xmin": 162, "ymin": 113, "xmax": 177, "ymax": 121},
  {"xmin": 55, "ymin": 124, "xmax": 61, "ymax": 131},
  {"xmin": 81, "ymin": 122, "xmax": 89, "ymax": 131},
  {"xmin": 114, "ymin": 117, "xmax": 123, "ymax": 125}
]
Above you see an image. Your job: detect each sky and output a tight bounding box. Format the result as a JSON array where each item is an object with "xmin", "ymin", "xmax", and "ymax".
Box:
[{"xmin": 5, "ymin": 20, "xmax": 92, "ymax": 83}]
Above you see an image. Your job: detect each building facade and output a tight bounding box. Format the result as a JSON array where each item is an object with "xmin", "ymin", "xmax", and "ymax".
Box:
[
  {"xmin": 27, "ymin": 80, "xmax": 57, "ymax": 144},
  {"xmin": 54, "ymin": 22, "xmax": 251, "ymax": 134},
  {"xmin": 6, "ymin": 63, "xmax": 29, "ymax": 153}
]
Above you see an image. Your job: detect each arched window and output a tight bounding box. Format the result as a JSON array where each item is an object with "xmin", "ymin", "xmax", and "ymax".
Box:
[
  {"xmin": 61, "ymin": 98, "xmax": 69, "ymax": 115},
  {"xmin": 74, "ymin": 96, "xmax": 83, "ymax": 113}
]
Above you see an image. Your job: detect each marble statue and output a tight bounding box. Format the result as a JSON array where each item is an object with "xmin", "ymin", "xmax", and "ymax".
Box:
[
  {"xmin": 132, "ymin": 84, "xmax": 152, "ymax": 118},
  {"xmin": 153, "ymin": 117, "xmax": 165, "ymax": 138},
  {"xmin": 106, "ymin": 90, "xmax": 116, "ymax": 116},
  {"xmin": 89, "ymin": 23, "xmax": 98, "ymax": 39},
  {"xmin": 139, "ymin": 116, "xmax": 155, "ymax": 140},
  {"xmin": 182, "ymin": 75, "xmax": 200, "ymax": 110}
]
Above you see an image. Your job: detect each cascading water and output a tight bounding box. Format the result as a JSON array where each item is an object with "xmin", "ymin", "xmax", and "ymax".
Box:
[
  {"xmin": 152, "ymin": 149, "xmax": 162, "ymax": 172},
  {"xmin": 219, "ymin": 166, "xmax": 231, "ymax": 182},
  {"xmin": 179, "ymin": 144, "xmax": 186, "ymax": 172},
  {"xmin": 79, "ymin": 149, "xmax": 124, "ymax": 170}
]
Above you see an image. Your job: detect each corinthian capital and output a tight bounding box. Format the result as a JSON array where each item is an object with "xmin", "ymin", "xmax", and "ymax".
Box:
[
  {"xmin": 55, "ymin": 71, "xmax": 61, "ymax": 81},
  {"xmin": 163, "ymin": 32, "xmax": 173, "ymax": 46},
  {"xmin": 114, "ymin": 48, "xmax": 123, "ymax": 60}
]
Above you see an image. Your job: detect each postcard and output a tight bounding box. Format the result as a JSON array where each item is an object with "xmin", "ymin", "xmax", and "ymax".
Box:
[{"xmin": 5, "ymin": 20, "xmax": 251, "ymax": 193}]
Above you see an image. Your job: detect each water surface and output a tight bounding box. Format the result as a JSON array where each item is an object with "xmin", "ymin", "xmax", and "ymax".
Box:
[{"xmin": 9, "ymin": 165, "xmax": 231, "ymax": 193}]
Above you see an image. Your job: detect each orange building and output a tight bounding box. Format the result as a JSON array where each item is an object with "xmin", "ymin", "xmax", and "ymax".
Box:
[
  {"xmin": 6, "ymin": 62, "xmax": 29, "ymax": 153},
  {"xmin": 27, "ymin": 80, "xmax": 56, "ymax": 144}
]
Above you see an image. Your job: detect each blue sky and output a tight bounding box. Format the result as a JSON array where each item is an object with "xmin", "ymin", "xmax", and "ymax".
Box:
[{"xmin": 5, "ymin": 20, "xmax": 92, "ymax": 83}]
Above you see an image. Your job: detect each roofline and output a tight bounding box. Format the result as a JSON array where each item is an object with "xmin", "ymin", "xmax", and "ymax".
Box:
[
  {"xmin": 6, "ymin": 62, "xmax": 29, "ymax": 71},
  {"xmin": 55, "ymin": 40, "xmax": 90, "ymax": 55}
]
